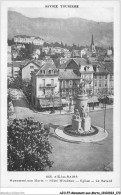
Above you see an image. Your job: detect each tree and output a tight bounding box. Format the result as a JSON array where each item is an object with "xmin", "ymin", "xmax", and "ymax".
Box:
[
  {"xmin": 8, "ymin": 77, "xmax": 32, "ymax": 105},
  {"xmin": 39, "ymin": 51, "xmax": 46, "ymax": 59},
  {"xmin": 22, "ymin": 81, "xmax": 32, "ymax": 104},
  {"xmin": 8, "ymin": 118, "xmax": 53, "ymax": 171},
  {"xmin": 8, "ymin": 76, "xmax": 23, "ymax": 89},
  {"xmin": 8, "ymin": 38, "xmax": 15, "ymax": 46}
]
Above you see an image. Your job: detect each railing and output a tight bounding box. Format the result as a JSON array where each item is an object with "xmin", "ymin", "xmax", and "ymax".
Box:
[
  {"xmin": 39, "ymin": 83, "xmax": 57, "ymax": 88},
  {"xmin": 61, "ymin": 85, "xmax": 78, "ymax": 89}
]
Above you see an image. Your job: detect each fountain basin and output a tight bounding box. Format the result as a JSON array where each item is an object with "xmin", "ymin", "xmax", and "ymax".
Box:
[{"xmin": 64, "ymin": 125, "xmax": 99, "ymax": 137}]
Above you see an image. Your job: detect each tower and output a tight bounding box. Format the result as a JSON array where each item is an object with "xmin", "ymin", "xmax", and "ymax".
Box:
[{"xmin": 91, "ymin": 34, "xmax": 96, "ymax": 53}]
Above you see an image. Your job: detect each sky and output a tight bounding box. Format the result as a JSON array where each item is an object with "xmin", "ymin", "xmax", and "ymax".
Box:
[{"xmin": 9, "ymin": 7, "xmax": 113, "ymax": 22}]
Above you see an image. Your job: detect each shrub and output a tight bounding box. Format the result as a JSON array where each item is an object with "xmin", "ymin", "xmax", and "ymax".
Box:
[{"xmin": 8, "ymin": 118, "xmax": 53, "ymax": 171}]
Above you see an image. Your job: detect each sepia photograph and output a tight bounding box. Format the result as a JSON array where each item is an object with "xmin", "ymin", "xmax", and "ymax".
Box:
[{"xmin": 7, "ymin": 6, "xmax": 114, "ymax": 172}]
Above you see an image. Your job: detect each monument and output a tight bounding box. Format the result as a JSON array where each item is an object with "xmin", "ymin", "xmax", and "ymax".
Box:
[
  {"xmin": 72, "ymin": 81, "xmax": 91, "ymax": 133},
  {"xmin": 55, "ymin": 79, "xmax": 108, "ymax": 142}
]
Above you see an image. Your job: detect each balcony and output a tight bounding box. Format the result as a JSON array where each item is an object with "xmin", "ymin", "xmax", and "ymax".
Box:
[
  {"xmin": 39, "ymin": 83, "xmax": 57, "ymax": 88},
  {"xmin": 61, "ymin": 85, "xmax": 78, "ymax": 89}
]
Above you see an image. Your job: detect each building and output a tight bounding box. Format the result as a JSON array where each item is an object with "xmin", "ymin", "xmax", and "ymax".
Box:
[
  {"xmin": 14, "ymin": 35, "xmax": 44, "ymax": 46},
  {"xmin": 104, "ymin": 62, "xmax": 114, "ymax": 94},
  {"xmin": 43, "ymin": 56, "xmax": 54, "ymax": 63},
  {"xmin": 72, "ymin": 50, "xmax": 81, "ymax": 58},
  {"xmin": 59, "ymin": 69, "xmax": 80, "ymax": 98},
  {"xmin": 22, "ymin": 60, "xmax": 42, "ymax": 80},
  {"xmin": 7, "ymin": 63, "xmax": 13, "ymax": 77},
  {"xmin": 49, "ymin": 47, "xmax": 56, "ymax": 55},
  {"xmin": 42, "ymin": 47, "xmax": 50, "ymax": 54},
  {"xmin": 64, "ymin": 58, "xmax": 94, "ymax": 95},
  {"xmin": 107, "ymin": 49, "xmax": 113, "ymax": 56},
  {"xmin": 93, "ymin": 64, "xmax": 110, "ymax": 95},
  {"xmin": 31, "ymin": 62, "xmax": 60, "ymax": 110},
  {"xmin": 80, "ymin": 49, "xmax": 87, "ymax": 58},
  {"xmin": 7, "ymin": 61, "xmax": 22, "ymax": 78},
  {"xmin": 63, "ymin": 51, "xmax": 72, "ymax": 58},
  {"xmin": 54, "ymin": 47, "xmax": 62, "ymax": 54},
  {"xmin": 7, "ymin": 46, "xmax": 12, "ymax": 63}
]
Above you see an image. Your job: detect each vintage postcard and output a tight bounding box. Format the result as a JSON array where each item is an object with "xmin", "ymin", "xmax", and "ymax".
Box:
[{"xmin": 0, "ymin": 0, "xmax": 121, "ymax": 194}]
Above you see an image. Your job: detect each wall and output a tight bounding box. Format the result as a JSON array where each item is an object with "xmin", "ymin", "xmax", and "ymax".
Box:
[
  {"xmin": 36, "ymin": 76, "xmax": 59, "ymax": 98},
  {"xmin": 22, "ymin": 62, "xmax": 39, "ymax": 80}
]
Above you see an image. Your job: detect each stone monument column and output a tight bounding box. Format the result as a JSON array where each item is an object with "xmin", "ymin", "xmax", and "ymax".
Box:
[{"xmin": 72, "ymin": 82, "xmax": 91, "ymax": 132}]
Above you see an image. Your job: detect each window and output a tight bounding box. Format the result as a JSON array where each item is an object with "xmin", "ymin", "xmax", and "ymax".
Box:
[
  {"xmin": 93, "ymin": 67, "xmax": 96, "ymax": 72},
  {"xmin": 99, "ymin": 83, "xmax": 101, "ymax": 87},
  {"xmin": 51, "ymin": 89, "xmax": 54, "ymax": 94},
  {"xmin": 94, "ymin": 75, "xmax": 96, "ymax": 80},
  {"xmin": 30, "ymin": 66, "xmax": 34, "ymax": 69},
  {"xmin": 94, "ymin": 82, "xmax": 97, "ymax": 86},
  {"xmin": 99, "ymin": 75, "xmax": 101, "ymax": 80},
  {"xmin": 62, "ymin": 80, "xmax": 66, "ymax": 88},
  {"xmin": 69, "ymin": 89, "xmax": 72, "ymax": 95},
  {"xmin": 43, "ymin": 89, "xmax": 45, "ymax": 95},
  {"xmin": 43, "ymin": 70, "xmax": 45, "ymax": 74},
  {"xmin": 110, "ymin": 75, "xmax": 113, "ymax": 80},
  {"xmin": 49, "ymin": 70, "xmax": 51, "ymax": 74},
  {"xmin": 42, "ymin": 79, "xmax": 45, "ymax": 87},
  {"xmin": 84, "ymin": 66, "xmax": 86, "ymax": 71},
  {"xmin": 105, "ymin": 75, "xmax": 107, "ymax": 79},
  {"xmin": 105, "ymin": 81, "xmax": 107, "ymax": 87},
  {"xmin": 51, "ymin": 79, "xmax": 54, "ymax": 86},
  {"xmin": 69, "ymin": 80, "xmax": 73, "ymax": 86}
]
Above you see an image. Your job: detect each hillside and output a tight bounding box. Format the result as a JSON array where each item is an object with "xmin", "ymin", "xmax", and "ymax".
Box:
[{"xmin": 8, "ymin": 11, "xmax": 113, "ymax": 47}]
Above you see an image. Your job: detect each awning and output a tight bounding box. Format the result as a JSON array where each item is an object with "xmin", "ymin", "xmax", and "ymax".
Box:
[
  {"xmin": 88, "ymin": 96, "xmax": 99, "ymax": 103},
  {"xmin": 39, "ymin": 98, "xmax": 62, "ymax": 108}
]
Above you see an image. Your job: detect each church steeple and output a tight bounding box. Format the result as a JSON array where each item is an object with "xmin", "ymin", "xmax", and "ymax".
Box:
[
  {"xmin": 91, "ymin": 34, "xmax": 94, "ymax": 46},
  {"xmin": 90, "ymin": 34, "xmax": 96, "ymax": 53}
]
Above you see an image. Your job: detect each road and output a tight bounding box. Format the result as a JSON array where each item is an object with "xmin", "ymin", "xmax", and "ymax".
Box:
[{"xmin": 11, "ymin": 89, "xmax": 113, "ymax": 171}]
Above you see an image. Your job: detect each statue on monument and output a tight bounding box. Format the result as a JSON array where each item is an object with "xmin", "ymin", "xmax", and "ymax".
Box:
[
  {"xmin": 81, "ymin": 105, "xmax": 85, "ymax": 118},
  {"xmin": 78, "ymin": 81, "xmax": 86, "ymax": 95},
  {"xmin": 73, "ymin": 109, "xmax": 80, "ymax": 120}
]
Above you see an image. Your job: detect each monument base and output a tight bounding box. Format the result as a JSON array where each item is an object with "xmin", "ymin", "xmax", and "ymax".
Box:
[
  {"xmin": 82, "ymin": 116, "xmax": 91, "ymax": 132},
  {"xmin": 72, "ymin": 116, "xmax": 91, "ymax": 132},
  {"xmin": 72, "ymin": 118, "xmax": 82, "ymax": 131}
]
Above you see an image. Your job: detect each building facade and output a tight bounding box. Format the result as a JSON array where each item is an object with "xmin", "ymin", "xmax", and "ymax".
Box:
[
  {"xmin": 59, "ymin": 69, "xmax": 80, "ymax": 98},
  {"xmin": 93, "ymin": 64, "xmax": 112, "ymax": 95},
  {"xmin": 7, "ymin": 61, "xmax": 21, "ymax": 78},
  {"xmin": 22, "ymin": 61, "xmax": 41, "ymax": 80},
  {"xmin": 65, "ymin": 58, "xmax": 94, "ymax": 95},
  {"xmin": 14, "ymin": 35, "xmax": 44, "ymax": 46},
  {"xmin": 31, "ymin": 62, "xmax": 60, "ymax": 109}
]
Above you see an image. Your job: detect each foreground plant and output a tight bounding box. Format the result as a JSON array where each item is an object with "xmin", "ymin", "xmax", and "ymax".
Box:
[{"xmin": 8, "ymin": 118, "xmax": 53, "ymax": 171}]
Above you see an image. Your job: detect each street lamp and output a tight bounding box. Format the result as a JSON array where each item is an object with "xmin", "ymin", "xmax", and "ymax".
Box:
[{"xmin": 103, "ymin": 95, "xmax": 108, "ymax": 132}]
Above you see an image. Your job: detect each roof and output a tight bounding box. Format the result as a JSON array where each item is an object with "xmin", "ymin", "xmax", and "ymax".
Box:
[
  {"xmin": 66, "ymin": 58, "xmax": 90, "ymax": 68},
  {"xmin": 40, "ymin": 62, "xmax": 57, "ymax": 70},
  {"xmin": 104, "ymin": 56, "xmax": 113, "ymax": 62},
  {"xmin": 22, "ymin": 60, "xmax": 42, "ymax": 69},
  {"xmin": 104, "ymin": 62, "xmax": 113, "ymax": 74},
  {"xmin": 12, "ymin": 61, "xmax": 22, "ymax": 67},
  {"xmin": 94, "ymin": 64, "xmax": 109, "ymax": 75},
  {"xmin": 54, "ymin": 58, "xmax": 61, "ymax": 68},
  {"xmin": 36, "ymin": 62, "xmax": 59, "ymax": 76},
  {"xmin": 59, "ymin": 63, "xmax": 67, "ymax": 69},
  {"xmin": 7, "ymin": 63, "xmax": 12, "ymax": 67},
  {"xmin": 59, "ymin": 69, "xmax": 80, "ymax": 80}
]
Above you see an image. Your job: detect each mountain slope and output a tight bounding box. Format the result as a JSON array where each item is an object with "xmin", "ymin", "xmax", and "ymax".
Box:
[{"xmin": 8, "ymin": 11, "xmax": 113, "ymax": 47}]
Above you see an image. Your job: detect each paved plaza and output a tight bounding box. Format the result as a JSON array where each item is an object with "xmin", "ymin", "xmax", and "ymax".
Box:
[{"xmin": 10, "ymin": 89, "xmax": 113, "ymax": 171}]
